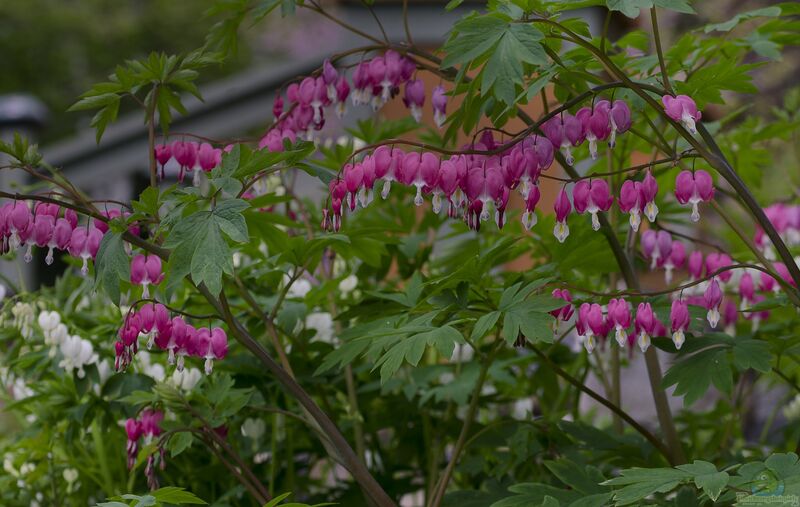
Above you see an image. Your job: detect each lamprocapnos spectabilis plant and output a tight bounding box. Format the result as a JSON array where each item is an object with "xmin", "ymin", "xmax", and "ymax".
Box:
[{"xmin": 1, "ymin": 1, "xmax": 800, "ymax": 506}]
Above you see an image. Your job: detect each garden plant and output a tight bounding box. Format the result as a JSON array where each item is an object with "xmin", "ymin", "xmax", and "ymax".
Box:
[{"xmin": 1, "ymin": 0, "xmax": 800, "ymax": 506}]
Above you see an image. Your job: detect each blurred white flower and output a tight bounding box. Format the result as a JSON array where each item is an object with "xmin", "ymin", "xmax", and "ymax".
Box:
[
  {"xmin": 241, "ymin": 418, "xmax": 266, "ymax": 440},
  {"xmin": 449, "ymin": 343, "xmax": 474, "ymax": 363},
  {"xmin": 512, "ymin": 398, "xmax": 534, "ymax": 420},
  {"xmin": 37, "ymin": 310, "xmax": 60, "ymax": 331},
  {"xmin": 58, "ymin": 335, "xmax": 98, "ymax": 378},
  {"xmin": 338, "ymin": 275, "xmax": 358, "ymax": 294},
  {"xmin": 784, "ymin": 395, "xmax": 800, "ymax": 421},
  {"xmin": 0, "ymin": 283, "xmax": 6, "ymax": 301},
  {"xmin": 284, "ymin": 274, "xmax": 312, "ymax": 299},
  {"xmin": 11, "ymin": 302, "xmax": 35, "ymax": 339},
  {"xmin": 62, "ymin": 468, "xmax": 78, "ymax": 483},
  {"xmin": 306, "ymin": 312, "xmax": 335, "ymax": 344},
  {"xmin": 170, "ymin": 367, "xmax": 202, "ymax": 391}
]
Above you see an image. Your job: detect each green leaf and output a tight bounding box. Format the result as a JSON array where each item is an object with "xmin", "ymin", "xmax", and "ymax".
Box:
[
  {"xmin": 606, "ymin": 0, "xmax": 652, "ymax": 18},
  {"xmin": 602, "ymin": 467, "xmax": 691, "ymax": 505},
  {"xmin": 676, "ymin": 461, "xmax": 729, "ymax": 501},
  {"xmin": 151, "ymin": 487, "xmax": 207, "ymax": 504},
  {"xmin": 168, "ymin": 432, "xmax": 194, "ymax": 458},
  {"xmin": 731, "ymin": 338, "xmax": 772, "ymax": 373},
  {"xmin": 662, "ymin": 347, "xmax": 732, "ymax": 405},
  {"xmin": 94, "ymin": 232, "xmax": 130, "ymax": 305},
  {"xmin": 704, "ymin": 6, "xmax": 781, "ymax": 32},
  {"xmin": 472, "ymin": 311, "xmax": 501, "ymax": 341},
  {"xmin": 481, "ymin": 24, "xmax": 547, "ymax": 105},
  {"xmin": 442, "ymin": 15, "xmax": 508, "ymax": 68}
]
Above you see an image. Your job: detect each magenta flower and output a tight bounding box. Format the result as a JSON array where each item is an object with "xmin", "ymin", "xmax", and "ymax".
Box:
[
  {"xmin": 703, "ymin": 279, "xmax": 723, "ymax": 328},
  {"xmin": 522, "ymin": 185, "xmax": 541, "ymax": 230},
  {"xmin": 68, "ymin": 226, "xmax": 102, "ymax": 275},
  {"xmin": 722, "ymin": 299, "xmax": 738, "ymax": 335},
  {"xmin": 573, "ymin": 178, "xmax": 613, "ymax": 231},
  {"xmin": 662, "ymin": 95, "xmax": 702, "ymax": 134},
  {"xmin": 663, "ymin": 241, "xmax": 685, "ymax": 284},
  {"xmin": 577, "ymin": 101, "xmax": 611, "ymax": 160},
  {"xmin": 543, "ymin": 113, "xmax": 583, "ymax": 166},
  {"xmin": 619, "ymin": 180, "xmax": 643, "ymax": 231},
  {"xmin": 641, "ymin": 230, "xmax": 672, "ymax": 270},
  {"xmin": 273, "ymin": 94, "xmax": 284, "ymax": 119},
  {"xmin": 171, "ymin": 141, "xmax": 198, "ymax": 183},
  {"xmin": 464, "ymin": 165, "xmax": 504, "ymax": 225},
  {"xmin": 197, "ymin": 143, "xmax": 221, "ymax": 173},
  {"xmin": 343, "ymin": 163, "xmax": 364, "ymax": 211},
  {"xmin": 739, "ymin": 271, "xmax": 755, "ymax": 306},
  {"xmin": 549, "ymin": 289, "xmax": 574, "ymax": 330},
  {"xmin": 577, "ymin": 303, "xmax": 606, "ymax": 353},
  {"xmin": 670, "ymin": 299, "xmax": 690, "ymax": 349},
  {"xmin": 688, "ymin": 250, "xmax": 704, "ymax": 280},
  {"xmin": 608, "ymin": 298, "xmax": 631, "ymax": 347},
  {"xmin": 432, "ymin": 85, "xmax": 447, "ymax": 128},
  {"xmin": 675, "ymin": 170, "xmax": 714, "ymax": 222},
  {"xmin": 322, "ymin": 59, "xmax": 338, "ymax": 101},
  {"xmin": 640, "ymin": 170, "xmax": 659, "ymax": 223},
  {"xmin": 125, "ymin": 418, "xmax": 142, "ymax": 469},
  {"xmin": 419, "ymin": 152, "xmax": 440, "ymax": 207},
  {"xmin": 553, "ymin": 188, "xmax": 572, "ymax": 243},
  {"xmin": 201, "ymin": 327, "xmax": 228, "ymax": 374},
  {"xmin": 635, "ymin": 302, "xmax": 657, "ymax": 352},
  {"xmin": 705, "ymin": 252, "xmax": 733, "ymax": 283},
  {"xmin": 7, "ymin": 201, "xmax": 32, "ymax": 250},
  {"xmin": 403, "ymin": 79, "xmax": 425, "ymax": 122},
  {"xmin": 335, "ymin": 77, "xmax": 350, "ymax": 117},
  {"xmin": 609, "ymin": 100, "xmax": 632, "ymax": 148},
  {"xmin": 154, "ymin": 144, "xmax": 172, "ymax": 180},
  {"xmin": 131, "ymin": 254, "xmax": 163, "ymax": 298},
  {"xmin": 46, "ymin": 218, "xmax": 73, "ymax": 266}
]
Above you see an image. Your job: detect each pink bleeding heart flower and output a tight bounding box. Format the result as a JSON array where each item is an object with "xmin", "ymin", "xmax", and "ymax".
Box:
[
  {"xmin": 197, "ymin": 143, "xmax": 221, "ymax": 173},
  {"xmin": 154, "ymin": 144, "xmax": 172, "ymax": 180},
  {"xmin": 125, "ymin": 418, "xmax": 142, "ymax": 468},
  {"xmin": 343, "ymin": 163, "xmax": 364, "ymax": 211},
  {"xmin": 703, "ymin": 279, "xmax": 723, "ymax": 328},
  {"xmin": 577, "ymin": 101, "xmax": 611, "ymax": 160},
  {"xmin": 495, "ymin": 187, "xmax": 510, "ymax": 229},
  {"xmin": 273, "ymin": 94, "xmax": 284, "ymax": 119},
  {"xmin": 553, "ymin": 188, "xmax": 572, "ymax": 243},
  {"xmin": 7, "ymin": 201, "xmax": 32, "ymax": 250},
  {"xmin": 634, "ymin": 302, "xmax": 657, "ymax": 352},
  {"xmin": 609, "ymin": 100, "xmax": 631, "ymax": 148},
  {"xmin": 662, "ymin": 95, "xmax": 702, "ymax": 134},
  {"xmin": 577, "ymin": 303, "xmax": 605, "ymax": 353},
  {"xmin": 573, "ymin": 178, "xmax": 613, "ymax": 231},
  {"xmin": 705, "ymin": 252, "xmax": 733, "ymax": 283},
  {"xmin": 549, "ymin": 289, "xmax": 574, "ymax": 330},
  {"xmin": 130, "ymin": 254, "xmax": 163, "ymax": 298},
  {"xmin": 722, "ymin": 299, "xmax": 738, "ymax": 336},
  {"xmin": 670, "ymin": 299, "xmax": 690, "ymax": 349},
  {"xmin": 640, "ymin": 170, "xmax": 659, "ymax": 223},
  {"xmin": 688, "ymin": 251, "xmax": 704, "ymax": 280},
  {"xmin": 403, "ymin": 79, "xmax": 425, "ymax": 122},
  {"xmin": 171, "ymin": 141, "xmax": 198, "ymax": 183},
  {"xmin": 68, "ymin": 226, "xmax": 102, "ymax": 275},
  {"xmin": 322, "ymin": 59, "xmax": 339, "ymax": 101},
  {"xmin": 675, "ymin": 170, "xmax": 714, "ymax": 222},
  {"xmin": 335, "ymin": 77, "xmax": 350, "ymax": 117},
  {"xmin": 438, "ymin": 159, "xmax": 464, "ymax": 218},
  {"xmin": 432, "ymin": 85, "xmax": 447, "ymax": 128},
  {"xmin": 543, "ymin": 112, "xmax": 584, "ymax": 166},
  {"xmin": 203, "ymin": 327, "xmax": 228, "ymax": 374},
  {"xmin": 46, "ymin": 218, "xmax": 73, "ymax": 265},
  {"xmin": 663, "ymin": 241, "xmax": 685, "ymax": 284},
  {"xmin": 419, "ymin": 152, "xmax": 441, "ymax": 210},
  {"xmin": 739, "ymin": 271, "xmax": 755, "ymax": 307},
  {"xmin": 352, "ymin": 61, "xmax": 371, "ymax": 106},
  {"xmin": 608, "ymin": 298, "xmax": 631, "ymax": 347},
  {"xmin": 641, "ymin": 230, "xmax": 672, "ymax": 270},
  {"xmin": 522, "ymin": 185, "xmax": 541, "ymax": 230},
  {"xmin": 464, "ymin": 165, "xmax": 504, "ymax": 227},
  {"xmin": 619, "ymin": 180, "xmax": 643, "ymax": 231}
]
